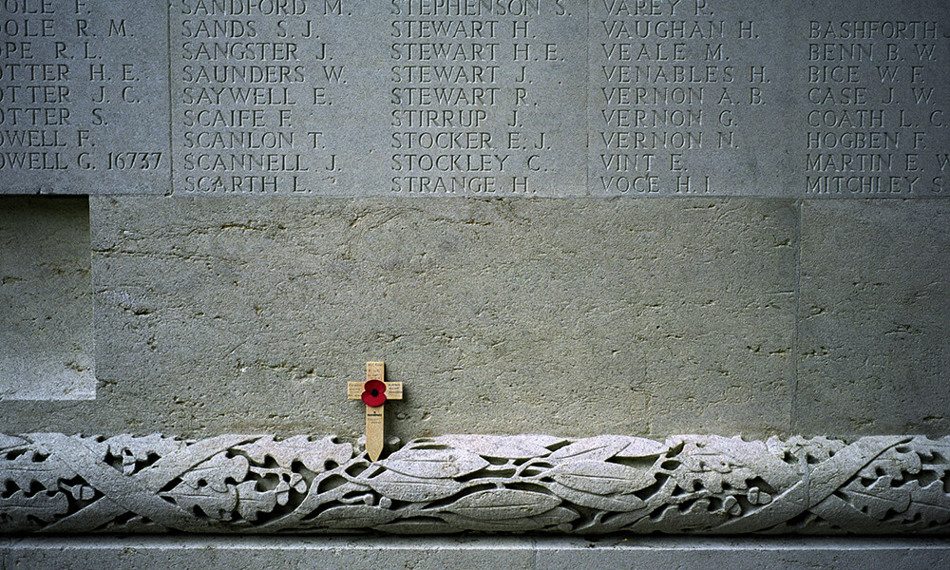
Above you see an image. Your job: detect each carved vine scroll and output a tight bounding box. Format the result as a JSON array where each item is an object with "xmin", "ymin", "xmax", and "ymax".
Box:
[{"xmin": 1, "ymin": 433, "xmax": 949, "ymax": 534}]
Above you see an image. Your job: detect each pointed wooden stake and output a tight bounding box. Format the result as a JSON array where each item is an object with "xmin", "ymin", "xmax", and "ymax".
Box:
[{"xmin": 348, "ymin": 362, "xmax": 402, "ymax": 461}]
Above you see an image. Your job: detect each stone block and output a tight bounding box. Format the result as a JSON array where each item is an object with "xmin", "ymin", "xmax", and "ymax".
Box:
[
  {"xmin": 2, "ymin": 536, "xmax": 949, "ymax": 569},
  {"xmin": 0, "ymin": 196, "xmax": 798, "ymax": 438},
  {"xmin": 796, "ymin": 200, "xmax": 950, "ymax": 435},
  {"xmin": 0, "ymin": 197, "xmax": 94, "ymax": 400},
  {"xmin": 534, "ymin": 537, "xmax": 950, "ymax": 570}
]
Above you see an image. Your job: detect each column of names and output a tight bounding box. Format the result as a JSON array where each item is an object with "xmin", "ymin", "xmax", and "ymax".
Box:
[
  {"xmin": 0, "ymin": 0, "xmax": 168, "ymax": 194},
  {"xmin": 172, "ymin": 0, "xmax": 354, "ymax": 194},
  {"xmin": 590, "ymin": 0, "xmax": 795, "ymax": 195},
  {"xmin": 387, "ymin": 0, "xmax": 585, "ymax": 196},
  {"xmin": 803, "ymin": 14, "xmax": 950, "ymax": 197}
]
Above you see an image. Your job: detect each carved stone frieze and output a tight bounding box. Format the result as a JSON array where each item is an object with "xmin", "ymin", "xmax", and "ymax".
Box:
[{"xmin": 1, "ymin": 433, "xmax": 949, "ymax": 534}]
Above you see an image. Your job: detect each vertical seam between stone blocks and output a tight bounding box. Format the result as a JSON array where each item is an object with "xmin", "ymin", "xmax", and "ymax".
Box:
[
  {"xmin": 532, "ymin": 535, "xmax": 539, "ymax": 569},
  {"xmin": 791, "ymin": 199, "xmax": 803, "ymax": 434},
  {"xmin": 166, "ymin": 1, "xmax": 174, "ymax": 196},
  {"xmin": 585, "ymin": 1, "xmax": 591, "ymax": 197},
  {"xmin": 86, "ymin": 197, "xmax": 96, "ymax": 394}
]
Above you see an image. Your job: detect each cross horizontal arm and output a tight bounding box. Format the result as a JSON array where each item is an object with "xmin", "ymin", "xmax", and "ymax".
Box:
[{"xmin": 385, "ymin": 382, "xmax": 403, "ymax": 400}]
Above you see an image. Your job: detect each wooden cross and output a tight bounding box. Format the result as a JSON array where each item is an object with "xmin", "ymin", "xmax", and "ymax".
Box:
[{"xmin": 347, "ymin": 361, "xmax": 402, "ymax": 461}]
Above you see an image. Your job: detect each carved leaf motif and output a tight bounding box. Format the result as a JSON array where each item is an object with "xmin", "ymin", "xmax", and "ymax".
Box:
[
  {"xmin": 430, "ymin": 435, "xmax": 561, "ymax": 459},
  {"xmin": 437, "ymin": 506, "xmax": 578, "ymax": 532},
  {"xmin": 233, "ymin": 436, "xmax": 354, "ymax": 474},
  {"xmin": 380, "ymin": 448, "xmax": 489, "ymax": 479},
  {"xmin": 835, "ymin": 478, "xmax": 950, "ymax": 531},
  {"xmin": 667, "ymin": 439, "xmax": 761, "ymax": 494},
  {"xmin": 549, "ymin": 460, "xmax": 656, "ymax": 496},
  {"xmin": 858, "ymin": 446, "xmax": 923, "ymax": 481},
  {"xmin": 0, "ymin": 490, "xmax": 69, "ymax": 526},
  {"xmin": 163, "ymin": 484, "xmax": 237, "ymax": 521},
  {"xmin": 103, "ymin": 434, "xmax": 188, "ymax": 475},
  {"xmin": 441, "ymin": 489, "xmax": 560, "ymax": 520},
  {"xmin": 308, "ymin": 505, "xmax": 400, "ymax": 529},
  {"xmin": 903, "ymin": 481, "xmax": 950, "ymax": 525},
  {"xmin": 529, "ymin": 505, "xmax": 579, "ymax": 527},
  {"xmin": 0, "ymin": 448, "xmax": 68, "ymax": 490},
  {"xmin": 179, "ymin": 453, "xmax": 249, "ymax": 493},
  {"xmin": 60, "ymin": 434, "xmax": 110, "ymax": 459},
  {"xmin": 910, "ymin": 436, "xmax": 950, "ymax": 459},
  {"xmin": 0, "ymin": 434, "xmax": 27, "ymax": 452},
  {"xmin": 364, "ymin": 470, "xmax": 463, "ymax": 502},
  {"xmin": 614, "ymin": 437, "xmax": 669, "ymax": 458},
  {"xmin": 547, "ymin": 437, "xmax": 625, "ymax": 463},
  {"xmin": 546, "ymin": 481, "xmax": 646, "ymax": 511},
  {"xmin": 248, "ymin": 465, "xmax": 306, "ymax": 493},
  {"xmin": 697, "ymin": 436, "xmax": 801, "ymax": 490},
  {"xmin": 630, "ymin": 499, "xmax": 728, "ymax": 533},
  {"xmin": 528, "ymin": 505, "xmax": 579, "ymax": 532},
  {"xmin": 105, "ymin": 434, "xmax": 185, "ymax": 464},
  {"xmin": 548, "ymin": 436, "xmax": 666, "ymax": 463},
  {"xmin": 234, "ymin": 481, "xmax": 280, "ymax": 522},
  {"xmin": 775, "ymin": 436, "xmax": 846, "ymax": 465},
  {"xmin": 839, "ymin": 477, "xmax": 912, "ymax": 520}
]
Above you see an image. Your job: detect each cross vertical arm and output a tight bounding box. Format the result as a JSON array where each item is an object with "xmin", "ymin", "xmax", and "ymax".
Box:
[{"xmin": 347, "ymin": 361, "xmax": 402, "ymax": 461}]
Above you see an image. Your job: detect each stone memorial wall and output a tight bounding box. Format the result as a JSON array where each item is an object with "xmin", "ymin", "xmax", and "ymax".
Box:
[{"xmin": 2, "ymin": 0, "xmax": 950, "ymax": 550}]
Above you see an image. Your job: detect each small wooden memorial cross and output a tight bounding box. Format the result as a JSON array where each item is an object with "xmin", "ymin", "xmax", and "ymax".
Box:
[{"xmin": 347, "ymin": 362, "xmax": 402, "ymax": 461}]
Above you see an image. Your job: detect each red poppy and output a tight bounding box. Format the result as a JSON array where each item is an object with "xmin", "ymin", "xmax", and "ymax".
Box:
[{"xmin": 361, "ymin": 380, "xmax": 387, "ymax": 407}]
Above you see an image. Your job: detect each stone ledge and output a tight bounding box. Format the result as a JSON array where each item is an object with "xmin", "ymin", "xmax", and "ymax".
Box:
[
  {"xmin": 2, "ymin": 536, "xmax": 950, "ymax": 570},
  {"xmin": 2, "ymin": 433, "xmax": 948, "ymax": 534}
]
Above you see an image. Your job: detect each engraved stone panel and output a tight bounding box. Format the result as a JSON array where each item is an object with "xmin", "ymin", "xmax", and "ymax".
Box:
[
  {"xmin": 589, "ymin": 0, "xmax": 799, "ymax": 196},
  {"xmin": 797, "ymin": 1, "xmax": 950, "ymax": 198},
  {"xmin": 171, "ymin": 0, "xmax": 361, "ymax": 195},
  {"xmin": 2, "ymin": 1, "xmax": 949, "ymax": 197},
  {"xmin": 161, "ymin": 0, "xmax": 950, "ymax": 198},
  {"xmin": 384, "ymin": 0, "xmax": 587, "ymax": 197},
  {"xmin": 170, "ymin": 0, "xmax": 587, "ymax": 196},
  {"xmin": 0, "ymin": 0, "xmax": 169, "ymax": 194}
]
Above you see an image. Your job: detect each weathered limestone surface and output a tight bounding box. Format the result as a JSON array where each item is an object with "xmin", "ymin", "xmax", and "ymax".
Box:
[
  {"xmin": 1, "ymin": 432, "xmax": 949, "ymax": 534},
  {"xmin": 4, "ymin": 536, "xmax": 949, "ymax": 570},
  {"xmin": 0, "ymin": 197, "xmax": 94, "ymax": 400},
  {"xmin": 2, "ymin": 196, "xmax": 948, "ymax": 447},
  {"xmin": 796, "ymin": 201, "xmax": 950, "ymax": 436},
  {"xmin": 71, "ymin": 196, "xmax": 793, "ymax": 440}
]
